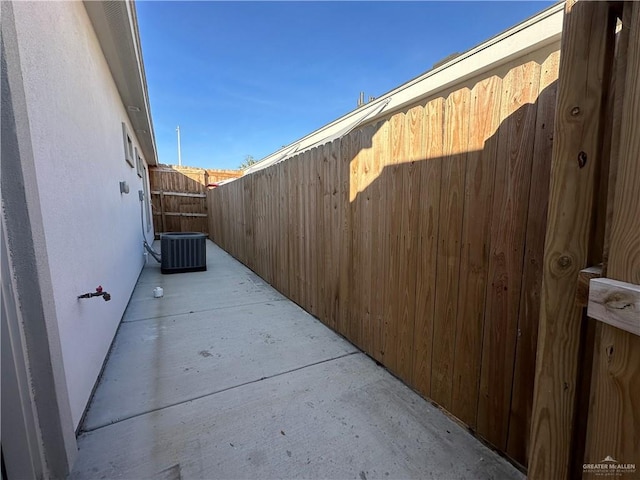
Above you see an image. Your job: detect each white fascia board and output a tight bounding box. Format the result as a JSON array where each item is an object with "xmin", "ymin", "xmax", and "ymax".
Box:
[
  {"xmin": 245, "ymin": 2, "xmax": 564, "ymax": 176},
  {"xmin": 125, "ymin": 0, "xmax": 158, "ymax": 165}
]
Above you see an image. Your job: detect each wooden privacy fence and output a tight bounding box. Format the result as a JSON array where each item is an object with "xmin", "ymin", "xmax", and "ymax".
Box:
[
  {"xmin": 149, "ymin": 165, "xmax": 241, "ymax": 236},
  {"xmin": 529, "ymin": 2, "xmax": 640, "ymax": 479},
  {"xmin": 209, "ymin": 44, "xmax": 560, "ymax": 466}
]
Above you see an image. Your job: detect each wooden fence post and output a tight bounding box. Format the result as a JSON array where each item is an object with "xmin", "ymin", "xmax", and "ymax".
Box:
[
  {"xmin": 528, "ymin": 1, "xmax": 616, "ymax": 479},
  {"xmin": 159, "ymin": 190, "xmax": 166, "ymax": 233}
]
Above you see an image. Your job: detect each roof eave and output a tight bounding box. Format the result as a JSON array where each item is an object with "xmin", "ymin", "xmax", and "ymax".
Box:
[{"xmin": 84, "ymin": 0, "xmax": 158, "ymax": 165}]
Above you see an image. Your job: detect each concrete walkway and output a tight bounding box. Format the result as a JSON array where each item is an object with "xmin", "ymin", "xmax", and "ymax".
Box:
[{"xmin": 70, "ymin": 240, "xmax": 523, "ymax": 480}]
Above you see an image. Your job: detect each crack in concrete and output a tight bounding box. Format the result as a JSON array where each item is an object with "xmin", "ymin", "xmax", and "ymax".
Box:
[
  {"xmin": 122, "ymin": 298, "xmax": 287, "ymax": 323},
  {"xmin": 79, "ymin": 350, "xmax": 361, "ymax": 434}
]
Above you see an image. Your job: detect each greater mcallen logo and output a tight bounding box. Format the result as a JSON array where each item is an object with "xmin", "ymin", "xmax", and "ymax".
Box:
[{"xmin": 583, "ymin": 456, "xmax": 637, "ymax": 476}]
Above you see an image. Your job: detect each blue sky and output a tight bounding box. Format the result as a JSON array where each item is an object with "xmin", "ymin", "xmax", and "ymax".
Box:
[{"xmin": 137, "ymin": 1, "xmax": 556, "ymax": 170}]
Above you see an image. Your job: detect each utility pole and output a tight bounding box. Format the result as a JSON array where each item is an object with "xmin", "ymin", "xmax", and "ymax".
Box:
[{"xmin": 176, "ymin": 125, "xmax": 182, "ymax": 166}]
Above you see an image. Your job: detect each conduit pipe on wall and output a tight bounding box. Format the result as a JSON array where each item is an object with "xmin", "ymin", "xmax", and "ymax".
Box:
[{"xmin": 138, "ymin": 190, "xmax": 161, "ymax": 263}]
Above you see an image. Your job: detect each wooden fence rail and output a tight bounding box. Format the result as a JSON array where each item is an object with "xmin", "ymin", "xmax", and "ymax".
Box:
[{"xmin": 209, "ymin": 45, "xmax": 560, "ymax": 467}]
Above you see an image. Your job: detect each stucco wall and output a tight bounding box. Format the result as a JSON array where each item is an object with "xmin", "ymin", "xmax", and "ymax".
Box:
[{"xmin": 12, "ymin": 1, "xmax": 155, "ymax": 429}]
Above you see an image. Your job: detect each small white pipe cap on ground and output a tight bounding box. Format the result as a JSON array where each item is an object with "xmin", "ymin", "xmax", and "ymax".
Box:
[{"xmin": 153, "ymin": 287, "xmax": 163, "ymax": 298}]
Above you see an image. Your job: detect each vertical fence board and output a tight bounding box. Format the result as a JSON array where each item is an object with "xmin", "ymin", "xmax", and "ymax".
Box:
[
  {"xmin": 317, "ymin": 148, "xmax": 324, "ymax": 317},
  {"xmin": 349, "ymin": 130, "xmax": 364, "ymax": 348},
  {"xmin": 296, "ymin": 156, "xmax": 304, "ymax": 305},
  {"xmin": 309, "ymin": 149, "xmax": 317, "ymax": 314},
  {"xmin": 396, "ymin": 105, "xmax": 423, "ymax": 382},
  {"xmin": 382, "ymin": 112, "xmax": 406, "ymax": 374},
  {"xmin": 280, "ymin": 161, "xmax": 290, "ymax": 297},
  {"xmin": 311, "ymin": 149, "xmax": 319, "ymax": 315},
  {"xmin": 338, "ymin": 137, "xmax": 352, "ymax": 338},
  {"xmin": 477, "ymin": 60, "xmax": 541, "ymax": 449},
  {"xmin": 431, "ymin": 88, "xmax": 470, "ymax": 410},
  {"xmin": 584, "ymin": 1, "xmax": 640, "ymax": 470},
  {"xmin": 299, "ymin": 154, "xmax": 308, "ymax": 309},
  {"xmin": 506, "ymin": 51, "xmax": 560, "ymax": 466},
  {"xmin": 247, "ymin": 174, "xmax": 255, "ymax": 269},
  {"xmin": 272, "ymin": 167, "xmax": 279, "ymax": 288},
  {"xmin": 411, "ymin": 98, "xmax": 443, "ymax": 398},
  {"xmin": 316, "ymin": 146, "xmax": 323, "ymax": 318},
  {"xmin": 266, "ymin": 170, "xmax": 272, "ymax": 282},
  {"xmin": 319, "ymin": 144, "xmax": 330, "ymax": 326},
  {"xmin": 296, "ymin": 157, "xmax": 304, "ymax": 305},
  {"xmin": 359, "ymin": 125, "xmax": 376, "ymax": 353},
  {"xmin": 287, "ymin": 159, "xmax": 297, "ymax": 304},
  {"xmin": 307, "ymin": 151, "xmax": 315, "ymax": 313},
  {"xmin": 371, "ymin": 122, "xmax": 389, "ymax": 362},
  {"xmin": 450, "ymin": 75, "xmax": 502, "ymax": 429},
  {"xmin": 393, "ymin": 110, "xmax": 411, "ymax": 378},
  {"xmin": 328, "ymin": 140, "xmax": 341, "ymax": 331}
]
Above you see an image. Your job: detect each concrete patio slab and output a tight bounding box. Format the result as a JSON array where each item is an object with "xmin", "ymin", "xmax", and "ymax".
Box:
[
  {"xmin": 72, "ymin": 353, "xmax": 522, "ymax": 480},
  {"xmin": 83, "ymin": 300, "xmax": 358, "ymax": 430},
  {"xmin": 123, "ymin": 251, "xmax": 282, "ymax": 322},
  {"xmin": 71, "ymin": 241, "xmax": 523, "ymax": 479}
]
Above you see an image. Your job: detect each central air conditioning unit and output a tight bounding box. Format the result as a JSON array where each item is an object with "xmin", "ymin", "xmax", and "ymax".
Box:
[{"xmin": 160, "ymin": 232, "xmax": 207, "ymax": 274}]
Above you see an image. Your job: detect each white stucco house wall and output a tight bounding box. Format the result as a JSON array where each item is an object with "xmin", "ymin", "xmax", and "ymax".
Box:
[{"xmin": 1, "ymin": 1, "xmax": 157, "ymax": 477}]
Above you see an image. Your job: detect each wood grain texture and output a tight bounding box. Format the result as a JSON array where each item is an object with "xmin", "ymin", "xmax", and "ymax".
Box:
[
  {"xmin": 601, "ymin": 4, "xmax": 630, "ymax": 277},
  {"xmin": 587, "ymin": 278, "xmax": 640, "ymax": 336},
  {"xmin": 395, "ymin": 105, "xmax": 423, "ymax": 382},
  {"xmin": 337, "ymin": 136, "xmax": 351, "ymax": 338},
  {"xmin": 412, "ymin": 98, "xmax": 443, "ymax": 398},
  {"xmin": 359, "ymin": 125, "xmax": 377, "ymax": 354},
  {"xmin": 506, "ymin": 50, "xmax": 559, "ymax": 466},
  {"xmin": 584, "ymin": 4, "xmax": 640, "ymax": 472},
  {"xmin": 279, "ymin": 161, "xmax": 290, "ymax": 298},
  {"xmin": 281, "ymin": 161, "xmax": 288, "ymax": 297},
  {"xmin": 431, "ymin": 88, "xmax": 470, "ymax": 411},
  {"xmin": 576, "ymin": 266, "xmax": 604, "ymax": 307},
  {"xmin": 349, "ymin": 129, "xmax": 364, "ymax": 348},
  {"xmin": 528, "ymin": 2, "xmax": 615, "ymax": 479},
  {"xmin": 477, "ymin": 60, "xmax": 540, "ymax": 450},
  {"xmin": 328, "ymin": 139, "xmax": 342, "ymax": 332},
  {"xmin": 317, "ymin": 144, "xmax": 329, "ymax": 326},
  {"xmin": 288, "ymin": 158, "xmax": 299, "ymax": 305},
  {"xmin": 450, "ymin": 75, "xmax": 501, "ymax": 429},
  {"xmin": 307, "ymin": 151, "xmax": 315, "ymax": 315},
  {"xmin": 295, "ymin": 156, "xmax": 304, "ymax": 306},
  {"xmin": 371, "ymin": 121, "xmax": 389, "ymax": 362},
  {"xmin": 584, "ymin": 325, "xmax": 640, "ymax": 475},
  {"xmin": 607, "ymin": 4, "xmax": 640, "ymax": 288},
  {"xmin": 299, "ymin": 153, "xmax": 309, "ymax": 310},
  {"xmin": 244, "ymin": 173, "xmax": 255, "ymax": 270},
  {"xmin": 381, "ymin": 112, "xmax": 405, "ymax": 374}
]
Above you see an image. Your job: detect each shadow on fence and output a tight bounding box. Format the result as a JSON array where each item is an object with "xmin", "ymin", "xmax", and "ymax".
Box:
[{"xmin": 207, "ymin": 50, "xmax": 559, "ymax": 468}]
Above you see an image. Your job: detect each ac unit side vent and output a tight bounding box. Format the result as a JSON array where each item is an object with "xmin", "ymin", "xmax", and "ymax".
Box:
[{"xmin": 160, "ymin": 232, "xmax": 207, "ymax": 274}]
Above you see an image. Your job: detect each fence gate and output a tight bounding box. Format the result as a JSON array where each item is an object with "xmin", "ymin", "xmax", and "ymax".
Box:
[{"xmin": 149, "ymin": 165, "xmax": 241, "ymax": 236}]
